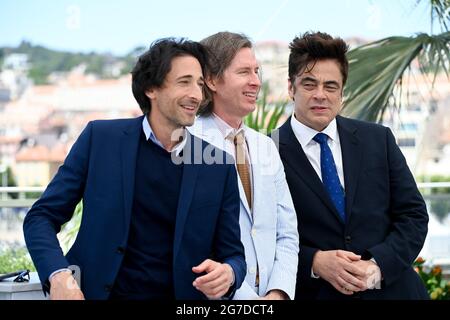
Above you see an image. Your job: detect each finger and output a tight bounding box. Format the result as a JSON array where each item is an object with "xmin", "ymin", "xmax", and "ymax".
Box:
[
  {"xmin": 192, "ymin": 259, "xmax": 214, "ymax": 274},
  {"xmin": 339, "ymin": 271, "xmax": 366, "ymax": 290},
  {"xmin": 340, "ymin": 269, "xmax": 367, "ymax": 290},
  {"xmin": 197, "ymin": 276, "xmax": 228, "ymax": 299},
  {"xmin": 344, "ymin": 261, "xmax": 366, "ymax": 278},
  {"xmin": 205, "ymin": 281, "xmax": 230, "ymax": 299},
  {"xmin": 196, "ymin": 271, "xmax": 229, "ymax": 292},
  {"xmin": 336, "ymin": 275, "xmax": 363, "ymax": 292},
  {"xmin": 193, "ymin": 266, "xmax": 222, "ymax": 285},
  {"xmin": 346, "ymin": 252, "xmax": 361, "ymax": 261},
  {"xmin": 336, "ymin": 250, "xmax": 361, "ymax": 262},
  {"xmin": 198, "ymin": 272, "xmax": 225, "ymax": 288},
  {"xmin": 332, "ymin": 280, "xmax": 353, "ymax": 295}
]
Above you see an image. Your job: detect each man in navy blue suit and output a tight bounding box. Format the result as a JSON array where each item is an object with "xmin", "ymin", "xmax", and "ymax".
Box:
[
  {"xmin": 23, "ymin": 38, "xmax": 246, "ymax": 300},
  {"xmin": 272, "ymin": 32, "xmax": 429, "ymax": 299}
]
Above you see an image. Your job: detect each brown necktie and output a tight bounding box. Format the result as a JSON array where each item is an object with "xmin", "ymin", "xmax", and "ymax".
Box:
[
  {"xmin": 232, "ymin": 131, "xmax": 252, "ymax": 210},
  {"xmin": 232, "ymin": 131, "xmax": 258, "ymax": 286}
]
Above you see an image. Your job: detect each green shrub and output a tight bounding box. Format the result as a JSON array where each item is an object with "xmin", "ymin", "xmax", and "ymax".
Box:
[
  {"xmin": 0, "ymin": 247, "xmax": 36, "ymax": 274},
  {"xmin": 414, "ymin": 257, "xmax": 450, "ymax": 300}
]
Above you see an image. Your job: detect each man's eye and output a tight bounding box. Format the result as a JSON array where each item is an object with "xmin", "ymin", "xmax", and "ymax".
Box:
[{"xmin": 325, "ymin": 86, "xmax": 339, "ymax": 91}]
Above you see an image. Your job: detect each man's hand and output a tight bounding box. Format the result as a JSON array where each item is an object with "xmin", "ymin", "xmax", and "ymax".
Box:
[
  {"xmin": 351, "ymin": 260, "xmax": 382, "ymax": 290},
  {"xmin": 312, "ymin": 250, "xmax": 367, "ymax": 295},
  {"xmin": 192, "ymin": 259, "xmax": 234, "ymax": 299},
  {"xmin": 49, "ymin": 271, "xmax": 85, "ymax": 300},
  {"xmin": 260, "ymin": 289, "xmax": 288, "ymax": 300}
]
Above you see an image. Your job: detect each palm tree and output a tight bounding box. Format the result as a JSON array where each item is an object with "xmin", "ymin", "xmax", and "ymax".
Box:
[
  {"xmin": 341, "ymin": 0, "xmax": 449, "ymax": 122},
  {"xmin": 244, "ymin": 82, "xmax": 288, "ymax": 134}
]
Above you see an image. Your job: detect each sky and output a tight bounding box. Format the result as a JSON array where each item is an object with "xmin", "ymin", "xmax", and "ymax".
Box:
[{"xmin": 0, "ymin": 0, "xmax": 439, "ymax": 56}]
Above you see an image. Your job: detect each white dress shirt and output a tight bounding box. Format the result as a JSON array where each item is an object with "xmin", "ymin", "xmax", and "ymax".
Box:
[
  {"xmin": 142, "ymin": 115, "xmax": 187, "ymax": 156},
  {"xmin": 290, "ymin": 115, "xmax": 345, "ymax": 189},
  {"xmin": 211, "ymin": 113, "xmax": 253, "ymax": 192}
]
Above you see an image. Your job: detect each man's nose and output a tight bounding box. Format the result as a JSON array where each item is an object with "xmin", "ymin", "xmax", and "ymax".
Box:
[
  {"xmin": 313, "ymin": 85, "xmax": 327, "ymax": 100},
  {"xmin": 249, "ymin": 71, "xmax": 261, "ymax": 87},
  {"xmin": 188, "ymin": 83, "xmax": 203, "ymax": 101}
]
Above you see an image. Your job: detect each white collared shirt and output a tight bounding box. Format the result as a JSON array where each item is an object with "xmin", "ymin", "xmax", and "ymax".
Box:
[
  {"xmin": 290, "ymin": 114, "xmax": 345, "ymax": 189},
  {"xmin": 211, "ymin": 113, "xmax": 253, "ymax": 200},
  {"xmin": 142, "ymin": 116, "xmax": 186, "ymax": 156},
  {"xmin": 211, "ymin": 113, "xmax": 246, "ymax": 159}
]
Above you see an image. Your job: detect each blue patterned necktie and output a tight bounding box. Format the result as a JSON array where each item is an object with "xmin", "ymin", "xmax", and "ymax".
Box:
[{"xmin": 313, "ymin": 133, "xmax": 346, "ymax": 222}]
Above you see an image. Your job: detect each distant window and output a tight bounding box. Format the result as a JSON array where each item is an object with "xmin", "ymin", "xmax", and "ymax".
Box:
[
  {"xmin": 400, "ymin": 123, "xmax": 418, "ymax": 132},
  {"xmin": 398, "ymin": 138, "xmax": 416, "ymax": 147}
]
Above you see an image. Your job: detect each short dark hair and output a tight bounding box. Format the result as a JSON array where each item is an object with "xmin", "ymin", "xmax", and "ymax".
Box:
[
  {"xmin": 288, "ymin": 32, "xmax": 349, "ymax": 87},
  {"xmin": 131, "ymin": 38, "xmax": 208, "ymax": 114},
  {"xmin": 198, "ymin": 32, "xmax": 253, "ymax": 116}
]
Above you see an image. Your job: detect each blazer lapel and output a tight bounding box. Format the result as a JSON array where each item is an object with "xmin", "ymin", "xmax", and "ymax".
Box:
[
  {"xmin": 120, "ymin": 116, "xmax": 144, "ymax": 236},
  {"xmin": 189, "ymin": 116, "xmax": 252, "ymax": 219},
  {"xmin": 173, "ymin": 133, "xmax": 199, "ymax": 259},
  {"xmin": 336, "ymin": 116, "xmax": 362, "ymax": 223},
  {"xmin": 278, "ymin": 118, "xmax": 344, "ymax": 223}
]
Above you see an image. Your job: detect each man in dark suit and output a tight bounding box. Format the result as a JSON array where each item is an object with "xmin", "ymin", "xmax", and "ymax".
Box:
[
  {"xmin": 272, "ymin": 32, "xmax": 429, "ymax": 299},
  {"xmin": 23, "ymin": 38, "xmax": 246, "ymax": 300}
]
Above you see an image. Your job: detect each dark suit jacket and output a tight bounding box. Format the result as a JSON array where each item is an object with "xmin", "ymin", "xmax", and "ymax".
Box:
[
  {"xmin": 23, "ymin": 115, "xmax": 246, "ymax": 300},
  {"xmin": 272, "ymin": 115, "xmax": 429, "ymax": 299}
]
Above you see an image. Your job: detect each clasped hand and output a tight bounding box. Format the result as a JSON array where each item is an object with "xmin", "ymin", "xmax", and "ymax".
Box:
[{"xmin": 312, "ymin": 250, "xmax": 382, "ymax": 295}]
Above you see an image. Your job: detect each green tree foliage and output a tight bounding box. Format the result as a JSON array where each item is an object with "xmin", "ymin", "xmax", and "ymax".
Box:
[
  {"xmin": 244, "ymin": 83, "xmax": 288, "ymax": 134},
  {"xmin": 0, "ymin": 247, "xmax": 36, "ymax": 274},
  {"xmin": 0, "ymin": 40, "xmax": 132, "ymax": 84},
  {"xmin": 341, "ymin": 0, "xmax": 450, "ymax": 122}
]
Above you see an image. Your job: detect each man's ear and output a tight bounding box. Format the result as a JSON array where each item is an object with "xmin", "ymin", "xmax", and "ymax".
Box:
[
  {"xmin": 288, "ymin": 79, "xmax": 295, "ymax": 101},
  {"xmin": 145, "ymin": 88, "xmax": 156, "ymax": 100},
  {"xmin": 205, "ymin": 76, "xmax": 217, "ymax": 92}
]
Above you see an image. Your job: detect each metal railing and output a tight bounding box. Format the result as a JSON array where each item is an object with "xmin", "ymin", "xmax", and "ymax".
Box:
[
  {"xmin": 0, "ymin": 186, "xmax": 45, "ymax": 207},
  {"xmin": 0, "ymin": 182, "xmax": 450, "ymax": 207}
]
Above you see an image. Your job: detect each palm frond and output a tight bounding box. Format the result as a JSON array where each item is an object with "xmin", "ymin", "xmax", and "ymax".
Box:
[
  {"xmin": 429, "ymin": 0, "xmax": 449, "ymax": 31},
  {"xmin": 244, "ymin": 83, "xmax": 288, "ymax": 134},
  {"xmin": 342, "ymin": 32, "xmax": 450, "ymax": 122}
]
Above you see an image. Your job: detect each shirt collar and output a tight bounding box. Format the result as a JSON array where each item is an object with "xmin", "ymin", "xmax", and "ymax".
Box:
[
  {"xmin": 290, "ymin": 113, "xmax": 338, "ymax": 148},
  {"xmin": 212, "ymin": 112, "xmax": 245, "ymax": 140},
  {"xmin": 142, "ymin": 116, "xmax": 187, "ymax": 156}
]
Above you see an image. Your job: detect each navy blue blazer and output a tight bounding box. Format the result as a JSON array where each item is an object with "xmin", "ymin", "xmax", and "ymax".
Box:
[
  {"xmin": 23, "ymin": 116, "xmax": 246, "ymax": 300},
  {"xmin": 273, "ymin": 115, "xmax": 429, "ymax": 299}
]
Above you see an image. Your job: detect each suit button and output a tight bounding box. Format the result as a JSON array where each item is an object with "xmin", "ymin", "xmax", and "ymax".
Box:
[
  {"xmin": 249, "ymin": 267, "xmax": 256, "ymax": 274},
  {"xmin": 104, "ymin": 285, "xmax": 112, "ymax": 292},
  {"xmin": 251, "ymin": 229, "xmax": 257, "ymax": 237},
  {"xmin": 345, "ymin": 236, "xmax": 351, "ymax": 244},
  {"xmin": 116, "ymin": 246, "xmax": 125, "ymax": 254}
]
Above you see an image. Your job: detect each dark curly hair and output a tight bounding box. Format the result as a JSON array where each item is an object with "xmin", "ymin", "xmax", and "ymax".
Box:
[
  {"xmin": 288, "ymin": 32, "xmax": 349, "ymax": 87},
  {"xmin": 131, "ymin": 38, "xmax": 209, "ymax": 114}
]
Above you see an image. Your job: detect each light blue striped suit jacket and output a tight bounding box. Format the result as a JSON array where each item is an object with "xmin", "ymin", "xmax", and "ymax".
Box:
[{"xmin": 189, "ymin": 115, "xmax": 299, "ymax": 299}]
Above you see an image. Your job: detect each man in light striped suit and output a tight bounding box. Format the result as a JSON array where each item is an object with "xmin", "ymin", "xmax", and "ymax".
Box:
[{"xmin": 189, "ymin": 31, "xmax": 299, "ymax": 300}]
